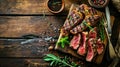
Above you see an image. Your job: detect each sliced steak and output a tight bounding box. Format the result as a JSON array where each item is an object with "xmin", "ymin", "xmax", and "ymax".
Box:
[
  {"xmin": 63, "ymin": 6, "xmax": 84, "ymax": 32},
  {"xmin": 77, "ymin": 32, "xmax": 88, "ymax": 56},
  {"xmin": 86, "ymin": 27, "xmax": 98, "ymax": 62},
  {"xmin": 70, "ymin": 33, "xmax": 81, "ymax": 50},
  {"xmin": 96, "ymin": 38, "xmax": 104, "ymax": 54},
  {"xmin": 86, "ymin": 38, "xmax": 96, "ymax": 62},
  {"xmin": 70, "ymin": 15, "xmax": 100, "ymax": 34},
  {"xmin": 89, "ymin": 27, "xmax": 104, "ymax": 55},
  {"xmin": 89, "ymin": 27, "xmax": 97, "ymax": 38}
]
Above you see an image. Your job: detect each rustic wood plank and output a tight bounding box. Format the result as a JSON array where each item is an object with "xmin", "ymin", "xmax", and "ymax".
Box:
[
  {"xmin": 0, "ymin": 38, "xmax": 55, "ymax": 57},
  {"xmin": 0, "ymin": 0, "xmax": 80, "ymax": 15},
  {"xmin": 0, "ymin": 59, "xmax": 49, "ymax": 67},
  {"xmin": 0, "ymin": 57, "xmax": 111, "ymax": 67},
  {"xmin": 0, "ymin": 16, "xmax": 117, "ymax": 38},
  {"xmin": 0, "ymin": 16, "xmax": 65, "ymax": 37},
  {"xmin": 0, "ymin": 38, "xmax": 63, "ymax": 57}
]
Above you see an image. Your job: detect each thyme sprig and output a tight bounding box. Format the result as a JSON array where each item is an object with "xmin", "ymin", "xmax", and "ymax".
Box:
[{"xmin": 44, "ymin": 54, "xmax": 79, "ymax": 67}]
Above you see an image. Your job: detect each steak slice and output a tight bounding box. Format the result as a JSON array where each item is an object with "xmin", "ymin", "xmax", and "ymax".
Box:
[
  {"xmin": 89, "ymin": 27, "xmax": 97, "ymax": 38},
  {"xmin": 63, "ymin": 5, "xmax": 84, "ymax": 32},
  {"xmin": 70, "ymin": 33, "xmax": 81, "ymax": 50},
  {"xmin": 96, "ymin": 38, "xmax": 104, "ymax": 54},
  {"xmin": 77, "ymin": 32, "xmax": 88, "ymax": 56},
  {"xmin": 86, "ymin": 27, "xmax": 98, "ymax": 62},
  {"xmin": 70, "ymin": 15, "xmax": 100, "ymax": 34},
  {"xmin": 86, "ymin": 38, "xmax": 96, "ymax": 62}
]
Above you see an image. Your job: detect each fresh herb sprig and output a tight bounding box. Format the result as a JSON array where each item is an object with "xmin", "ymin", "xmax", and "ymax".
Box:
[
  {"xmin": 83, "ymin": 20, "xmax": 93, "ymax": 30},
  {"xmin": 57, "ymin": 36, "xmax": 70, "ymax": 48},
  {"xmin": 44, "ymin": 54, "xmax": 79, "ymax": 67},
  {"xmin": 99, "ymin": 18, "xmax": 105, "ymax": 41}
]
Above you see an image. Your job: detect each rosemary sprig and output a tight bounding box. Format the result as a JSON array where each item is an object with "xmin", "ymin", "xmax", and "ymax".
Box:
[
  {"xmin": 44, "ymin": 54, "xmax": 79, "ymax": 67},
  {"xmin": 56, "ymin": 36, "xmax": 70, "ymax": 48},
  {"xmin": 99, "ymin": 18, "xmax": 105, "ymax": 41},
  {"xmin": 83, "ymin": 20, "xmax": 93, "ymax": 30}
]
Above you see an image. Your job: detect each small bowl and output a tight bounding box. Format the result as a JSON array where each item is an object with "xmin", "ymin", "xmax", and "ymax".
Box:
[
  {"xmin": 47, "ymin": 0, "xmax": 65, "ymax": 14},
  {"xmin": 88, "ymin": 0, "xmax": 109, "ymax": 8}
]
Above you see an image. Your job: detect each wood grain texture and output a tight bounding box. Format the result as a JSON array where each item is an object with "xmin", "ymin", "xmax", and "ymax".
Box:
[
  {"xmin": 0, "ymin": 38, "xmax": 63, "ymax": 57},
  {"xmin": 0, "ymin": 16, "xmax": 65, "ymax": 37},
  {"xmin": 0, "ymin": 58, "xmax": 110, "ymax": 67},
  {"xmin": 0, "ymin": 39, "xmax": 50, "ymax": 57},
  {"xmin": 0, "ymin": 0, "xmax": 80, "ymax": 15},
  {"xmin": 0, "ymin": 59, "xmax": 49, "ymax": 67},
  {"xmin": 0, "ymin": 16, "xmax": 115, "ymax": 38}
]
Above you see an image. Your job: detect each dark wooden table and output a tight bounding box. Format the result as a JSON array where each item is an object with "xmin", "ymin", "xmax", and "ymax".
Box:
[{"xmin": 0, "ymin": 0, "xmax": 119, "ymax": 67}]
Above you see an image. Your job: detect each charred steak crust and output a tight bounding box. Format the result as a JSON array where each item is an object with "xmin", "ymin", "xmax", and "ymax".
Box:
[
  {"xmin": 79, "ymin": 4, "xmax": 98, "ymax": 16},
  {"xmin": 70, "ymin": 4, "xmax": 101, "ymax": 34},
  {"xmin": 70, "ymin": 15, "xmax": 100, "ymax": 34},
  {"xmin": 63, "ymin": 5, "xmax": 84, "ymax": 33}
]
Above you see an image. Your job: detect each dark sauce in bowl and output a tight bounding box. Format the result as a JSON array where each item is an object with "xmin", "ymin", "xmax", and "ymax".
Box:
[
  {"xmin": 48, "ymin": 0, "xmax": 62, "ymax": 11},
  {"xmin": 88, "ymin": 0, "xmax": 109, "ymax": 8},
  {"xmin": 92, "ymin": 0, "xmax": 105, "ymax": 6}
]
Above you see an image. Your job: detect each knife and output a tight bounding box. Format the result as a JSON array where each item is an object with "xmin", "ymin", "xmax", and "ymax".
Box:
[
  {"xmin": 105, "ymin": 6, "xmax": 112, "ymax": 35},
  {"xmin": 105, "ymin": 6, "xmax": 117, "ymax": 59}
]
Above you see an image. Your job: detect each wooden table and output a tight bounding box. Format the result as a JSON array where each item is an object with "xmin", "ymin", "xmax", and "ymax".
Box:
[{"xmin": 0, "ymin": 0, "xmax": 119, "ymax": 67}]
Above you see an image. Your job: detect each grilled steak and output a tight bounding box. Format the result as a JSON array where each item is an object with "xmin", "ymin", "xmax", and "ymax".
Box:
[
  {"xmin": 96, "ymin": 38, "xmax": 104, "ymax": 54},
  {"xmin": 62, "ymin": 6, "xmax": 84, "ymax": 32},
  {"xmin": 70, "ymin": 15, "xmax": 100, "ymax": 34},
  {"xmin": 70, "ymin": 33, "xmax": 81, "ymax": 50},
  {"xmin": 77, "ymin": 32, "xmax": 88, "ymax": 56},
  {"xmin": 86, "ymin": 38, "xmax": 96, "ymax": 62},
  {"xmin": 79, "ymin": 4, "xmax": 97, "ymax": 15},
  {"xmin": 63, "ymin": 4, "xmax": 100, "ymax": 35}
]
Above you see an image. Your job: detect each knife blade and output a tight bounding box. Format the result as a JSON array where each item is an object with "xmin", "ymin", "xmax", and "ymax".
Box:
[{"xmin": 105, "ymin": 6, "xmax": 111, "ymax": 35}]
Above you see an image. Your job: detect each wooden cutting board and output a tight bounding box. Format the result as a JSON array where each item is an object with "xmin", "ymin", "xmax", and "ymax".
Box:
[{"xmin": 54, "ymin": 4, "xmax": 115, "ymax": 64}]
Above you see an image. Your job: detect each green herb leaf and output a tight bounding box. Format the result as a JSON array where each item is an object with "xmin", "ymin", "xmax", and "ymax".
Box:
[
  {"xmin": 50, "ymin": 61, "xmax": 55, "ymax": 66},
  {"xmin": 83, "ymin": 20, "xmax": 93, "ymax": 30},
  {"xmin": 57, "ymin": 36, "xmax": 70, "ymax": 48},
  {"xmin": 44, "ymin": 54, "xmax": 80, "ymax": 67},
  {"xmin": 71, "ymin": 62, "xmax": 78, "ymax": 67},
  {"xmin": 99, "ymin": 18, "xmax": 105, "ymax": 41},
  {"xmin": 44, "ymin": 58, "xmax": 53, "ymax": 61},
  {"xmin": 44, "ymin": 54, "xmax": 59, "ymax": 60}
]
